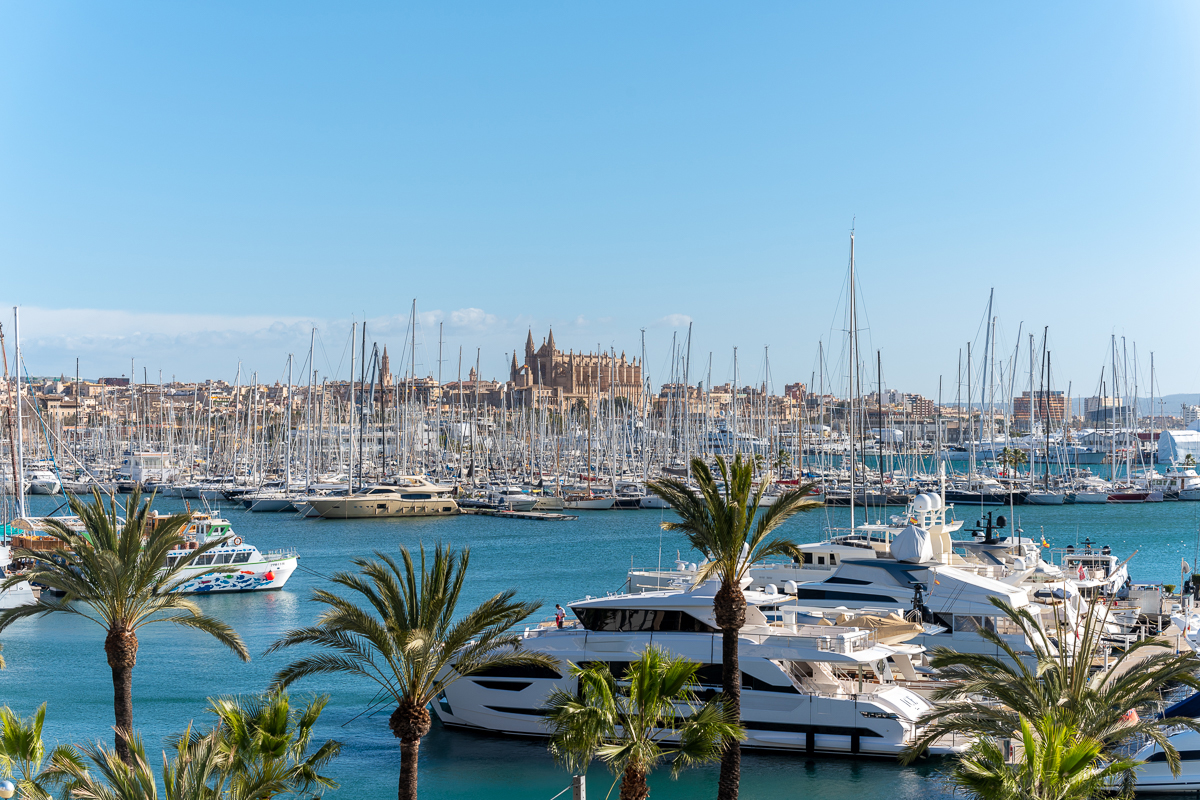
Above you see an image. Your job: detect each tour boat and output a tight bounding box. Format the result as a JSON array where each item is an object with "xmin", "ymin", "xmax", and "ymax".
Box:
[{"xmin": 151, "ymin": 511, "xmax": 297, "ymax": 592}]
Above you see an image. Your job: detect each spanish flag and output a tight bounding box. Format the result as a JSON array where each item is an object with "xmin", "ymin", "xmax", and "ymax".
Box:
[{"xmin": 1041, "ymin": 537, "xmax": 1050, "ymax": 548}]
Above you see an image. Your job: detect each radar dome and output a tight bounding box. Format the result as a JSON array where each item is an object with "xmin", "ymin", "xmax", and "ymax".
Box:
[{"xmin": 911, "ymin": 493, "xmax": 941, "ymax": 513}]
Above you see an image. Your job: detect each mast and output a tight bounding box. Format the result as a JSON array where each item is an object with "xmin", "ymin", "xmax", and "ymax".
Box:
[
  {"xmin": 13, "ymin": 308, "xmax": 26, "ymax": 517},
  {"xmin": 285, "ymin": 353, "xmax": 293, "ymax": 491},
  {"xmin": 349, "ymin": 322, "xmax": 356, "ymax": 492},
  {"xmin": 306, "ymin": 328, "xmax": 315, "ymax": 488},
  {"xmin": 847, "ymin": 231, "xmax": 857, "ymax": 530}
]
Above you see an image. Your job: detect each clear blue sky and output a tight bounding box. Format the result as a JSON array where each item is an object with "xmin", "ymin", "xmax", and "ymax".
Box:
[{"xmin": 2, "ymin": 2, "xmax": 1198, "ymax": 399}]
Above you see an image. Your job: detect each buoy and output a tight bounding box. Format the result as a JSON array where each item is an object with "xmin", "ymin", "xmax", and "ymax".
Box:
[
  {"xmin": 263, "ymin": 571, "xmax": 275, "ymax": 582},
  {"xmin": 233, "ymin": 536, "xmax": 243, "ymax": 546}
]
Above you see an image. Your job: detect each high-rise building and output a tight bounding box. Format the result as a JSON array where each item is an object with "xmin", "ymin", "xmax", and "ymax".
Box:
[{"xmin": 1012, "ymin": 390, "xmax": 1067, "ymax": 431}]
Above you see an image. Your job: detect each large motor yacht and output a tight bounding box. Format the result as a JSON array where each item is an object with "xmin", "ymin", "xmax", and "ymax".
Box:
[
  {"xmin": 434, "ymin": 581, "xmax": 969, "ymax": 757},
  {"xmin": 306, "ymin": 476, "xmax": 460, "ymax": 519}
]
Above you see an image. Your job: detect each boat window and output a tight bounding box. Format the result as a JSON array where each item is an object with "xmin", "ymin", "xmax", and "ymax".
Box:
[
  {"xmin": 931, "ymin": 612, "xmax": 954, "ymax": 630},
  {"xmin": 443, "ymin": 507, "xmax": 453, "ymax": 512},
  {"xmin": 215, "ymin": 553, "xmax": 232, "ymax": 565},
  {"xmin": 401, "ymin": 493, "xmax": 433, "ymax": 500},
  {"xmin": 369, "ymin": 488, "xmax": 392, "ymax": 495},
  {"xmin": 195, "ymin": 554, "xmax": 214, "ymax": 566},
  {"xmin": 573, "ymin": 607, "xmax": 718, "ymax": 633},
  {"xmin": 1146, "ymin": 749, "xmax": 1200, "ymax": 763},
  {"xmin": 954, "ymin": 615, "xmax": 983, "ymax": 633},
  {"xmin": 465, "ymin": 663, "xmax": 560, "ymax": 679},
  {"xmin": 801, "ymin": 553, "xmax": 813, "ymax": 565},
  {"xmin": 233, "ymin": 551, "xmax": 251, "ymax": 564},
  {"xmin": 829, "ymin": 555, "xmax": 837, "ymax": 565},
  {"xmin": 817, "ymin": 556, "xmax": 826, "ymax": 565},
  {"xmin": 991, "ymin": 615, "xmax": 1024, "ymax": 636},
  {"xmin": 793, "ymin": 588, "xmax": 900, "ymax": 604}
]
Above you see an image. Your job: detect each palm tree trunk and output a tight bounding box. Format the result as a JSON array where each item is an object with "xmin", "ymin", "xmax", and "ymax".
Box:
[
  {"xmin": 104, "ymin": 626, "xmax": 138, "ymax": 765},
  {"xmin": 390, "ymin": 701, "xmax": 431, "ymax": 800},
  {"xmin": 619, "ymin": 763, "xmax": 649, "ymax": 800},
  {"xmin": 399, "ymin": 739, "xmax": 420, "ymax": 800},
  {"xmin": 714, "ymin": 583, "xmax": 746, "ymax": 800}
]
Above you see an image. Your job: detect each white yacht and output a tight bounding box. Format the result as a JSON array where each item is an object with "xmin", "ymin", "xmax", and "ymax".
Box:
[
  {"xmin": 305, "ymin": 476, "xmax": 460, "ymax": 519},
  {"xmin": 1130, "ymin": 726, "xmax": 1200, "ymax": 793},
  {"xmin": 562, "ymin": 491, "xmax": 616, "ymax": 510},
  {"xmin": 0, "ymin": 543, "xmax": 38, "ymax": 608},
  {"xmin": 487, "ymin": 486, "xmax": 538, "ymax": 512},
  {"xmin": 435, "ymin": 581, "xmax": 968, "ymax": 757},
  {"xmin": 25, "ymin": 466, "xmax": 61, "ymax": 495}
]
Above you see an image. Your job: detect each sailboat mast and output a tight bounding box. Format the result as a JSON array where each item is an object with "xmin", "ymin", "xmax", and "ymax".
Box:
[
  {"xmin": 13, "ymin": 307, "xmax": 26, "ymax": 517},
  {"xmin": 847, "ymin": 232, "xmax": 856, "ymax": 530}
]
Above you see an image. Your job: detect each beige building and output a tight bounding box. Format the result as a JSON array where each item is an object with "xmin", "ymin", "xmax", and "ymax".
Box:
[{"xmin": 509, "ymin": 329, "xmax": 643, "ymax": 409}]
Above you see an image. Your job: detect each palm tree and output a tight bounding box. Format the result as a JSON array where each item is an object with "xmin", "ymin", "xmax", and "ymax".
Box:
[
  {"xmin": 950, "ymin": 713, "xmax": 1139, "ymax": 800},
  {"xmin": 191, "ymin": 690, "xmax": 342, "ymax": 799},
  {"xmin": 48, "ymin": 732, "xmax": 216, "ymax": 800},
  {"xmin": 996, "ymin": 447, "xmax": 1029, "ymax": 473},
  {"xmin": 0, "ymin": 704, "xmax": 83, "ymax": 800},
  {"xmin": 647, "ymin": 454, "xmax": 820, "ymax": 800},
  {"xmin": 545, "ymin": 646, "xmax": 743, "ymax": 800},
  {"xmin": 266, "ymin": 544, "xmax": 555, "ymax": 800},
  {"xmin": 902, "ymin": 597, "xmax": 1200, "ymax": 783},
  {"xmin": 0, "ymin": 488, "xmax": 250, "ymax": 764}
]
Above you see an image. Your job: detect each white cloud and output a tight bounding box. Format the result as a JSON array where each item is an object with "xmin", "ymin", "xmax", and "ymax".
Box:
[
  {"xmin": 446, "ymin": 307, "xmax": 499, "ymax": 331},
  {"xmin": 654, "ymin": 313, "xmax": 693, "ymax": 329}
]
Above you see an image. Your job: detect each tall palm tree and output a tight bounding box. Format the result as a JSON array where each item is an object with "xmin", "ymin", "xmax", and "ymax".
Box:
[
  {"xmin": 0, "ymin": 488, "xmax": 250, "ymax": 764},
  {"xmin": 902, "ymin": 597, "xmax": 1200, "ymax": 783},
  {"xmin": 0, "ymin": 704, "xmax": 83, "ymax": 800},
  {"xmin": 545, "ymin": 646, "xmax": 743, "ymax": 800},
  {"xmin": 951, "ymin": 713, "xmax": 1139, "ymax": 800},
  {"xmin": 647, "ymin": 454, "xmax": 820, "ymax": 800},
  {"xmin": 266, "ymin": 544, "xmax": 555, "ymax": 800}
]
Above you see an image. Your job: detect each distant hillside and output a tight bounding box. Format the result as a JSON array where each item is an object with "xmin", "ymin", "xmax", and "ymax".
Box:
[{"xmin": 1138, "ymin": 393, "xmax": 1200, "ymax": 415}]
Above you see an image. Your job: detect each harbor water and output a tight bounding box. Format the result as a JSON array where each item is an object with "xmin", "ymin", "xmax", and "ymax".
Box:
[{"xmin": 4, "ymin": 495, "xmax": 1200, "ymax": 799}]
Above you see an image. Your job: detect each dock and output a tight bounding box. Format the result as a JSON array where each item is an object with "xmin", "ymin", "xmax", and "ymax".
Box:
[{"xmin": 461, "ymin": 508, "xmax": 579, "ymax": 521}]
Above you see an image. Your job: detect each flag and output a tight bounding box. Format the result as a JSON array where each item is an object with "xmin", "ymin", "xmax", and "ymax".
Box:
[{"xmin": 1041, "ymin": 537, "xmax": 1049, "ymax": 548}]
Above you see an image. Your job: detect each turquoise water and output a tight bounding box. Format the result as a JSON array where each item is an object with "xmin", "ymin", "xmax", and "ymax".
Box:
[{"xmin": 4, "ymin": 496, "xmax": 1200, "ymax": 798}]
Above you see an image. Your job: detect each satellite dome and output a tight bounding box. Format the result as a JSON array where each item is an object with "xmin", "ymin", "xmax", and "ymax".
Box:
[{"xmin": 911, "ymin": 493, "xmax": 941, "ymax": 513}]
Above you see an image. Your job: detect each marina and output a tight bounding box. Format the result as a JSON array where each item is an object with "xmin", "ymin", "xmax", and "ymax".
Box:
[{"xmin": 4, "ymin": 492, "xmax": 1200, "ymax": 798}]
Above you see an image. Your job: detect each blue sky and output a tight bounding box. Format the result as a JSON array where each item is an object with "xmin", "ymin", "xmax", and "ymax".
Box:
[{"xmin": 1, "ymin": 2, "xmax": 1198, "ymax": 399}]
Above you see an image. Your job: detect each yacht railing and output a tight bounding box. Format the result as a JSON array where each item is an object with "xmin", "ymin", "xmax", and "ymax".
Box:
[{"xmin": 519, "ymin": 623, "xmax": 879, "ymax": 656}]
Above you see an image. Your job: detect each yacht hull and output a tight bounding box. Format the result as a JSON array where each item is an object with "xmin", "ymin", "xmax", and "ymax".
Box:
[{"xmin": 309, "ymin": 497, "xmax": 460, "ymax": 519}]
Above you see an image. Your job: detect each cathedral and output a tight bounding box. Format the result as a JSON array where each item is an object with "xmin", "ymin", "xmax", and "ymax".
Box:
[{"xmin": 509, "ymin": 329, "xmax": 643, "ymax": 409}]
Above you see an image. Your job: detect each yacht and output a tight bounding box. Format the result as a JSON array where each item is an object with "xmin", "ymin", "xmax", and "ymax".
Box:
[
  {"xmin": 562, "ymin": 491, "xmax": 616, "ymax": 510},
  {"xmin": 305, "ymin": 476, "xmax": 460, "ymax": 519},
  {"xmin": 434, "ymin": 581, "xmax": 968, "ymax": 757},
  {"xmin": 0, "ymin": 544, "xmax": 38, "ymax": 608},
  {"xmin": 1130, "ymin": 714, "xmax": 1200, "ymax": 794},
  {"xmin": 487, "ymin": 486, "xmax": 538, "ymax": 512},
  {"xmin": 25, "ymin": 466, "xmax": 61, "ymax": 495}
]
